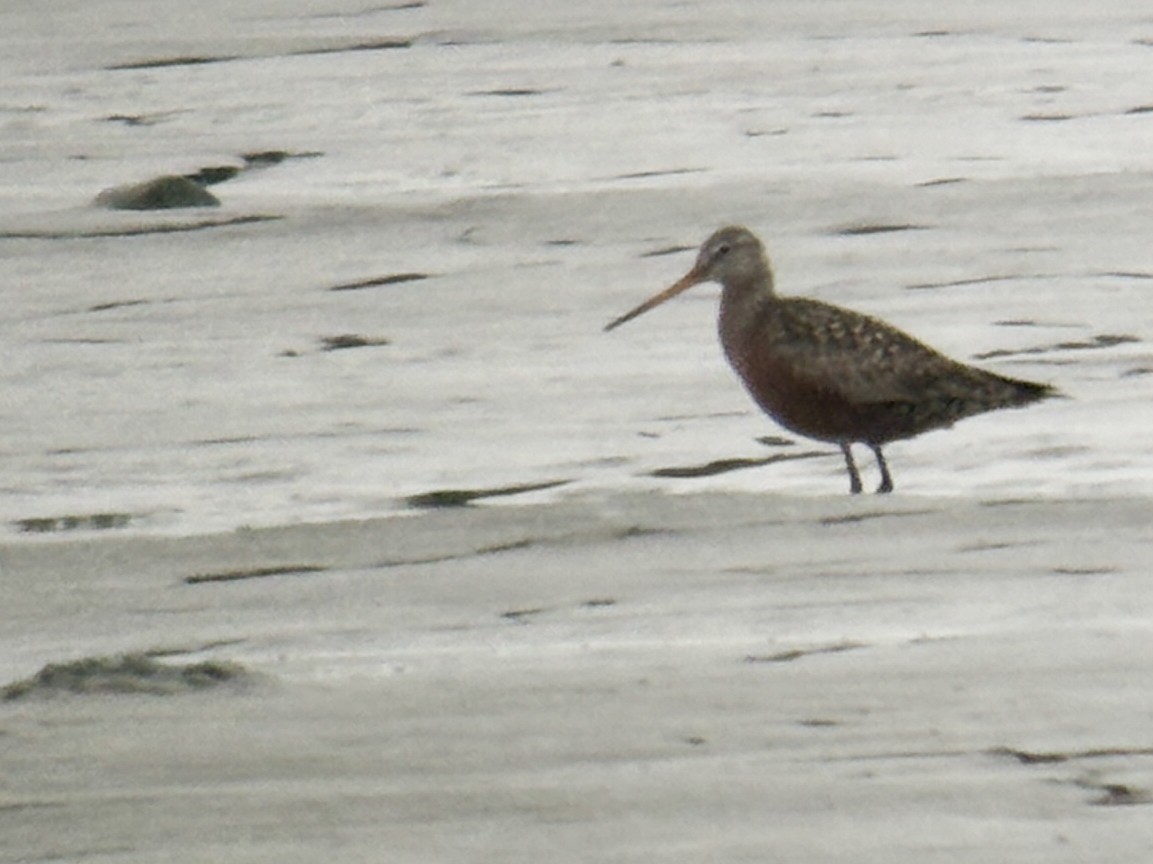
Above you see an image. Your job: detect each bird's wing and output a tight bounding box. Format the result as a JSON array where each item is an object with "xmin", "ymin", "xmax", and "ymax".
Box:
[{"xmin": 770, "ymin": 299, "xmax": 966, "ymax": 405}]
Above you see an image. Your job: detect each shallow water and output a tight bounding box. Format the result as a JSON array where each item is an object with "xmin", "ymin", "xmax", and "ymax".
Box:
[{"xmin": 2, "ymin": 0, "xmax": 1152, "ymax": 541}]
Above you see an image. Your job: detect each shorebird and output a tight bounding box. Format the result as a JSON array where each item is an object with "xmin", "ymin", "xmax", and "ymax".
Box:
[{"xmin": 605, "ymin": 226, "xmax": 1056, "ymax": 493}]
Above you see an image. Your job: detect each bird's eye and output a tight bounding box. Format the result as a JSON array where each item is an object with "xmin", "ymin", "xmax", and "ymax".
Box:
[{"xmin": 715, "ymin": 242, "xmax": 731, "ymax": 257}]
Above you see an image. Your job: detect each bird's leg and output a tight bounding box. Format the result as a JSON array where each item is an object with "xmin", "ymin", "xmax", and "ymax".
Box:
[
  {"xmin": 840, "ymin": 443, "xmax": 863, "ymax": 495},
  {"xmin": 870, "ymin": 444, "xmax": 894, "ymax": 494}
]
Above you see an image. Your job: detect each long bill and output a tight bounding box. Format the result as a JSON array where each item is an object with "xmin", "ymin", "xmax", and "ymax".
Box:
[{"xmin": 603, "ymin": 268, "xmax": 705, "ymax": 332}]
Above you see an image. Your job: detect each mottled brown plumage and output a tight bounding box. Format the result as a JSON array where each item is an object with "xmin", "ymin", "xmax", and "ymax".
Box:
[{"xmin": 605, "ymin": 226, "xmax": 1057, "ymax": 493}]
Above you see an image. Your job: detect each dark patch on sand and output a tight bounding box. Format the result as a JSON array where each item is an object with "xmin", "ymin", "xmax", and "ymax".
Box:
[
  {"xmin": 907, "ymin": 274, "xmax": 1030, "ymax": 291},
  {"xmin": 611, "ymin": 167, "xmax": 706, "ymax": 181},
  {"xmin": 0, "ymin": 214, "xmax": 282, "ymax": 241},
  {"xmin": 294, "ymin": 38, "xmax": 413, "ymax": 56},
  {"xmin": 2, "ymin": 654, "xmax": 252, "ymax": 700},
  {"xmin": 1080, "ymin": 781, "xmax": 1152, "ymax": 807},
  {"xmin": 146, "ymin": 639, "xmax": 248, "ymax": 658},
  {"xmin": 503, "ymin": 596, "xmax": 620, "ymax": 623},
  {"xmin": 650, "ymin": 451, "xmax": 824, "ymax": 479},
  {"xmin": 990, "ymin": 746, "xmax": 1153, "ymax": 765},
  {"xmin": 992, "ymin": 747, "xmax": 1153, "ymax": 807},
  {"xmin": 482, "ymin": 539, "xmax": 536, "ymax": 555},
  {"xmin": 501, "ymin": 607, "xmax": 546, "ymax": 622},
  {"xmin": 756, "ymin": 435, "xmax": 796, "ymax": 447},
  {"xmin": 612, "ymin": 525, "xmax": 675, "ymax": 541},
  {"xmin": 468, "ymin": 88, "xmax": 550, "ymax": 97},
  {"xmin": 184, "ymin": 564, "xmax": 327, "ymax": 585},
  {"xmin": 916, "ymin": 177, "xmax": 967, "ymax": 187},
  {"xmin": 0, "ymin": 801, "xmax": 64, "ymax": 813},
  {"xmin": 980, "ymin": 498, "xmax": 1063, "ymax": 509},
  {"xmin": 107, "ymin": 40, "xmax": 411, "ymax": 70},
  {"xmin": 102, "ymin": 111, "xmax": 181, "ymax": 127},
  {"xmin": 832, "ymin": 223, "xmax": 926, "ymax": 236},
  {"xmin": 242, "ymin": 149, "xmax": 325, "ymax": 167},
  {"xmin": 328, "ymin": 272, "xmax": 429, "ymax": 291},
  {"xmin": 1020, "ymin": 113, "xmax": 1074, "ymax": 122},
  {"xmin": 319, "ymin": 334, "xmax": 391, "ymax": 351},
  {"xmin": 745, "ymin": 642, "xmax": 865, "ymax": 664},
  {"xmin": 43, "ymin": 336, "xmax": 126, "ymax": 345},
  {"xmin": 1124, "ymin": 105, "xmax": 1153, "ymax": 115},
  {"xmin": 192, "ymin": 435, "xmax": 261, "ymax": 447},
  {"xmin": 186, "ymin": 150, "xmax": 324, "ymax": 191},
  {"xmin": 582, "ymin": 598, "xmax": 617, "ymax": 608},
  {"xmin": 184, "ymin": 165, "xmax": 242, "ymax": 185},
  {"xmin": 108, "ymin": 55, "xmax": 236, "ymax": 70},
  {"xmin": 308, "ymin": 2, "xmax": 426, "ymax": 16},
  {"xmin": 15, "ymin": 513, "xmax": 134, "ymax": 533},
  {"xmin": 606, "ymin": 38, "xmax": 678, "ymax": 46},
  {"xmin": 1050, "ymin": 566, "xmax": 1118, "ymax": 576},
  {"xmin": 819, "ymin": 509, "xmax": 934, "ymax": 526},
  {"xmin": 372, "ymin": 538, "xmax": 534, "ymax": 569},
  {"xmin": 405, "ymin": 479, "xmax": 570, "ymax": 509},
  {"xmin": 957, "ymin": 540, "xmax": 1031, "ymax": 552},
  {"xmin": 1099, "ymin": 270, "xmax": 1153, "ymax": 280},
  {"xmin": 972, "ymin": 333, "xmax": 1139, "ymax": 360},
  {"xmin": 641, "ymin": 244, "xmax": 696, "ymax": 258},
  {"xmin": 88, "ymin": 299, "xmax": 150, "ymax": 313},
  {"xmin": 88, "ymin": 152, "xmax": 321, "ymax": 211}
]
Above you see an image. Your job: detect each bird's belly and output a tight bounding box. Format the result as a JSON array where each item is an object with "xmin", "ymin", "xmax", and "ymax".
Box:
[
  {"xmin": 724, "ymin": 344, "xmax": 890, "ymax": 444},
  {"xmin": 735, "ymin": 359, "xmax": 850, "ymax": 441}
]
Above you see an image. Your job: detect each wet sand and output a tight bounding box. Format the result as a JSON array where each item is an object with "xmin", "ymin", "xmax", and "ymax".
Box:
[
  {"xmin": 3, "ymin": 1, "xmax": 1153, "ymax": 860},
  {"xmin": 5, "ymin": 492, "xmax": 1153, "ymax": 862}
]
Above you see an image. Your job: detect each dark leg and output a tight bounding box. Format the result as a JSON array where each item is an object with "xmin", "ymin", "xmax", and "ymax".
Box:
[
  {"xmin": 840, "ymin": 443, "xmax": 863, "ymax": 494},
  {"xmin": 870, "ymin": 444, "xmax": 893, "ymax": 494}
]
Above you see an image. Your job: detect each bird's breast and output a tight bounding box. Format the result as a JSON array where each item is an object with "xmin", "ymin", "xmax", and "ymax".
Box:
[{"xmin": 718, "ymin": 299, "xmax": 879, "ymax": 443}]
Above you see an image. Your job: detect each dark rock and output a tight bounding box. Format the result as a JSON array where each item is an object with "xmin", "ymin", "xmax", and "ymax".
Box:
[
  {"xmin": 2, "ymin": 653, "xmax": 253, "ymax": 699},
  {"xmin": 94, "ymin": 175, "xmax": 220, "ymax": 210}
]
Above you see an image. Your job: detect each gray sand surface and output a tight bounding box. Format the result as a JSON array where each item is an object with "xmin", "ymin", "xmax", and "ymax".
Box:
[
  {"xmin": 4, "ymin": 493, "xmax": 1153, "ymax": 862},
  {"xmin": 3, "ymin": 1, "xmax": 1153, "ymax": 861}
]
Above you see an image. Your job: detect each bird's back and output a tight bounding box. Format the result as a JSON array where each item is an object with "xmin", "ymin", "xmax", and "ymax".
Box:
[{"xmin": 720, "ymin": 294, "xmax": 1056, "ymax": 445}]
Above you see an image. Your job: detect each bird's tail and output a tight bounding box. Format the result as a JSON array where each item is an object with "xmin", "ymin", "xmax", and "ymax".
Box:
[{"xmin": 997, "ymin": 374, "xmax": 1060, "ymax": 407}]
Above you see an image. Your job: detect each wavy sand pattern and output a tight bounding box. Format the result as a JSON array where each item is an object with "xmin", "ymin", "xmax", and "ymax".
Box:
[{"xmin": 2, "ymin": 1, "xmax": 1153, "ymax": 861}]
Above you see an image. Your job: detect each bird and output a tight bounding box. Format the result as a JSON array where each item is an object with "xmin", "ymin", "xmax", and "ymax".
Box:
[{"xmin": 604, "ymin": 225, "xmax": 1057, "ymax": 494}]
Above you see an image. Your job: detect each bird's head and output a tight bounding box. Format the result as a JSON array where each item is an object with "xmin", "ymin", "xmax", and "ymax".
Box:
[{"xmin": 605, "ymin": 226, "xmax": 770, "ymax": 332}]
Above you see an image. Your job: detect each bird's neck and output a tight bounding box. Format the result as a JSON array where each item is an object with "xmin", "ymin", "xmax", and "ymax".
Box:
[{"xmin": 718, "ymin": 263, "xmax": 776, "ymax": 330}]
